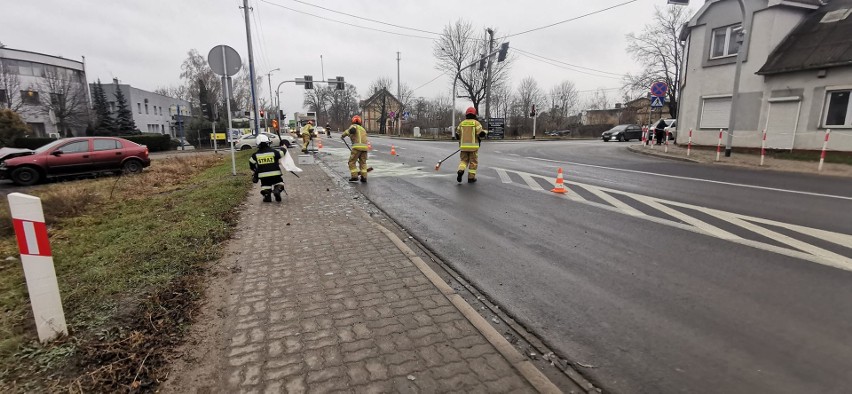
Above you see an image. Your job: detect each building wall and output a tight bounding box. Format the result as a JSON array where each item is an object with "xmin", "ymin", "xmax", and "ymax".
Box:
[
  {"xmin": 96, "ymin": 82, "xmax": 190, "ymax": 137},
  {"xmin": 679, "ymin": 1, "xmax": 811, "ymax": 148},
  {"xmin": 0, "ymin": 48, "xmax": 88, "ymax": 137}
]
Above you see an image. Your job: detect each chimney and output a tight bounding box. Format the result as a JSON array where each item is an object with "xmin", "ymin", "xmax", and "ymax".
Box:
[
  {"xmin": 113, "ymin": 78, "xmax": 119, "ymax": 85},
  {"xmin": 615, "ymin": 103, "xmax": 622, "ymax": 109}
]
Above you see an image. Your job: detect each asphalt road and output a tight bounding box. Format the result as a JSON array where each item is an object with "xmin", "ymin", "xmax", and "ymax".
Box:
[{"xmin": 319, "ymin": 135, "xmax": 852, "ymax": 394}]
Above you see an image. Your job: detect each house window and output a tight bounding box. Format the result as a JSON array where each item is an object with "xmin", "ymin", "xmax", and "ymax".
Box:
[
  {"xmin": 27, "ymin": 123, "xmax": 46, "ymax": 136},
  {"xmin": 700, "ymin": 96, "xmax": 732, "ymax": 129},
  {"xmin": 711, "ymin": 24, "xmax": 741, "ymax": 59},
  {"xmin": 138, "ymin": 103, "xmax": 142, "ymax": 114},
  {"xmin": 16, "ymin": 61, "xmax": 33, "ymax": 76},
  {"xmin": 823, "ymin": 90, "xmax": 852, "ymax": 127},
  {"xmin": 0, "ymin": 89, "xmax": 7, "ymax": 105},
  {"xmin": 21, "ymin": 90, "xmax": 39, "ymax": 105},
  {"xmin": 145, "ymin": 103, "xmax": 149, "ymax": 114}
]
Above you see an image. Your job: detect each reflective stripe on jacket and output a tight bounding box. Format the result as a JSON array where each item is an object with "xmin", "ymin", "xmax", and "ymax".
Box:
[
  {"xmin": 457, "ymin": 119, "xmax": 484, "ymax": 152},
  {"xmin": 249, "ymin": 148, "xmax": 282, "ymax": 178},
  {"xmin": 343, "ymin": 124, "xmax": 369, "ymax": 151}
]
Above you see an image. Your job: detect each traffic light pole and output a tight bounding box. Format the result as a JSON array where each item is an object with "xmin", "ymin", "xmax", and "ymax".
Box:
[
  {"xmin": 451, "ymin": 43, "xmax": 507, "ymax": 139},
  {"xmin": 484, "ymin": 28, "xmax": 494, "ymax": 131},
  {"xmin": 242, "ymin": 0, "xmax": 261, "ymax": 136}
]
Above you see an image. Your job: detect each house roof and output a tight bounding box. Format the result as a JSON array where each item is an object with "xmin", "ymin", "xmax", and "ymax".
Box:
[
  {"xmin": 361, "ymin": 88, "xmax": 401, "ymax": 108},
  {"xmin": 758, "ymin": 0, "xmax": 852, "ymax": 75}
]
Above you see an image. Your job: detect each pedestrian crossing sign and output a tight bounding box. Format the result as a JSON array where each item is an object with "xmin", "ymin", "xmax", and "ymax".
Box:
[{"xmin": 651, "ymin": 96, "xmax": 665, "ymax": 108}]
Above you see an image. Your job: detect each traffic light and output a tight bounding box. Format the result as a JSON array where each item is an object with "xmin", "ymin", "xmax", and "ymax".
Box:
[
  {"xmin": 530, "ymin": 104, "xmax": 536, "ymax": 118},
  {"xmin": 478, "ymin": 54, "xmax": 487, "ymax": 71},
  {"xmin": 497, "ymin": 42, "xmax": 510, "ymax": 62},
  {"xmin": 304, "ymin": 75, "xmax": 314, "ymax": 90},
  {"xmin": 335, "ymin": 76, "xmax": 345, "ymax": 90}
]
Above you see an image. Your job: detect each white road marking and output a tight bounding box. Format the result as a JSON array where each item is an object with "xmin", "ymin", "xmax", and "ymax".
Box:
[
  {"xmin": 496, "ymin": 168, "xmax": 513, "ymax": 184},
  {"xmin": 526, "ymin": 157, "xmax": 852, "ymax": 201},
  {"xmin": 493, "ymin": 166, "xmax": 852, "ymax": 272}
]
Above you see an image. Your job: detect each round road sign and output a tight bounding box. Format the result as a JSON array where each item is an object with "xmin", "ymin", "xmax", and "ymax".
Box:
[
  {"xmin": 650, "ymin": 81, "xmax": 668, "ymax": 97},
  {"xmin": 207, "ymin": 45, "xmax": 242, "ymax": 77}
]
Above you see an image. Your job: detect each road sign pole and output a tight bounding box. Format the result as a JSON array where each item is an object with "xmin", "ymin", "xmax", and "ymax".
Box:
[{"xmin": 8, "ymin": 193, "xmax": 67, "ymax": 343}]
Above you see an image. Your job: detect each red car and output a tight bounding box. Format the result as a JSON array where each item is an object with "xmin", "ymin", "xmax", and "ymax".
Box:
[{"xmin": 0, "ymin": 137, "xmax": 150, "ymax": 186}]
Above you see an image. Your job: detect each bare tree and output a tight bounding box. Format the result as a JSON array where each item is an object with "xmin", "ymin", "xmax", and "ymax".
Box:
[
  {"xmin": 624, "ymin": 5, "xmax": 691, "ymax": 118},
  {"xmin": 433, "ymin": 20, "xmax": 512, "ymax": 113},
  {"xmin": 587, "ymin": 88, "xmax": 611, "ymax": 110},
  {"xmin": 549, "ymin": 81, "xmax": 579, "ymax": 124},
  {"xmin": 368, "ymin": 77, "xmax": 394, "ymax": 96},
  {"xmin": 327, "ymin": 83, "xmax": 360, "ymax": 128},
  {"xmin": 515, "ymin": 77, "xmax": 544, "ymax": 117},
  {"xmin": 39, "ymin": 67, "xmax": 88, "ymax": 137},
  {"xmin": 489, "ymin": 82, "xmax": 512, "ymax": 119},
  {"xmin": 0, "ymin": 59, "xmax": 24, "ymax": 112}
]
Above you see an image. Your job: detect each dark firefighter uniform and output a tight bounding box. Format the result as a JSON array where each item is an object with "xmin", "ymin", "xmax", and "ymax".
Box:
[
  {"xmin": 249, "ymin": 143, "xmax": 285, "ymax": 202},
  {"xmin": 342, "ymin": 119, "xmax": 369, "ymax": 182},
  {"xmin": 457, "ymin": 114, "xmax": 486, "ymax": 183}
]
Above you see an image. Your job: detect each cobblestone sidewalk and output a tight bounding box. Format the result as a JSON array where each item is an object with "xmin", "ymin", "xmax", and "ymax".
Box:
[{"xmin": 167, "ymin": 161, "xmax": 555, "ymax": 393}]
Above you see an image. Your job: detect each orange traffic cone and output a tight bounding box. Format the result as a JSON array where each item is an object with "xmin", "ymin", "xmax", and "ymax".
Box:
[
  {"xmin": 390, "ymin": 145, "xmax": 397, "ymax": 156},
  {"xmin": 368, "ymin": 141, "xmax": 373, "ymax": 151},
  {"xmin": 317, "ymin": 139, "xmax": 323, "ymax": 149},
  {"xmin": 551, "ymin": 167, "xmax": 568, "ymax": 194}
]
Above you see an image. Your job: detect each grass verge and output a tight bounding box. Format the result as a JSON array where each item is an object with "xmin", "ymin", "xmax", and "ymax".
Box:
[{"xmin": 0, "ymin": 151, "xmax": 252, "ymax": 392}]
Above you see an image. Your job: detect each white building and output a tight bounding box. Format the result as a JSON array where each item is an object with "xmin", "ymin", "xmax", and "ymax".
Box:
[
  {"xmin": 679, "ymin": 0, "xmax": 852, "ymax": 151},
  {"xmin": 0, "ymin": 47, "xmax": 89, "ymax": 137},
  {"xmin": 94, "ymin": 80, "xmax": 191, "ymax": 137}
]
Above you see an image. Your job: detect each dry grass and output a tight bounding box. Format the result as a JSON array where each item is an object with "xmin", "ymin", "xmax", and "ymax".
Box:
[{"xmin": 0, "ymin": 151, "xmax": 252, "ymax": 392}]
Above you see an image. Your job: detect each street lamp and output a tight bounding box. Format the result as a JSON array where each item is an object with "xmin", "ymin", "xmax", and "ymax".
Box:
[
  {"xmin": 266, "ymin": 68, "xmax": 280, "ymax": 134},
  {"xmin": 724, "ymin": 0, "xmax": 751, "ymax": 157}
]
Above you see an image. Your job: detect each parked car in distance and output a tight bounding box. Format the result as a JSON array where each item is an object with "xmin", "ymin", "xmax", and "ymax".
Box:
[
  {"xmin": 173, "ymin": 138, "xmax": 195, "ymax": 150},
  {"xmin": 0, "ymin": 137, "xmax": 151, "ymax": 186},
  {"xmin": 602, "ymin": 124, "xmax": 643, "ymax": 142},
  {"xmin": 544, "ymin": 130, "xmax": 571, "ymax": 137},
  {"xmin": 236, "ymin": 132, "xmax": 295, "ymax": 150}
]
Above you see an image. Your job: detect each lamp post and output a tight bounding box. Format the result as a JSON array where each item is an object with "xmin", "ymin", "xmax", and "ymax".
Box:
[
  {"xmin": 266, "ymin": 68, "xmax": 279, "ymax": 134},
  {"xmin": 724, "ymin": 0, "xmax": 751, "ymax": 157}
]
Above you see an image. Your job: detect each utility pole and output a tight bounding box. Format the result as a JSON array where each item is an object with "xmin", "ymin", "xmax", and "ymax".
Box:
[
  {"xmin": 484, "ymin": 28, "xmax": 495, "ymax": 130},
  {"xmin": 267, "ymin": 68, "xmax": 279, "ymax": 135},
  {"xmin": 242, "ymin": 0, "xmax": 261, "ymax": 135},
  {"xmin": 397, "ymin": 51, "xmax": 401, "ymax": 135},
  {"xmin": 724, "ymin": 0, "xmax": 752, "ymax": 157}
]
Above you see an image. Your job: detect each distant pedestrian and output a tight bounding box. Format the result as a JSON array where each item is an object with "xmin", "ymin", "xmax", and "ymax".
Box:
[
  {"xmin": 325, "ymin": 123, "xmax": 331, "ymax": 137},
  {"xmin": 341, "ymin": 115, "xmax": 369, "ymax": 183},
  {"xmin": 248, "ymin": 134, "xmax": 286, "ymax": 202},
  {"xmin": 300, "ymin": 120, "xmax": 316, "ymax": 153},
  {"xmin": 655, "ymin": 119, "xmax": 666, "ymax": 145},
  {"xmin": 456, "ymin": 107, "xmax": 487, "ymax": 183}
]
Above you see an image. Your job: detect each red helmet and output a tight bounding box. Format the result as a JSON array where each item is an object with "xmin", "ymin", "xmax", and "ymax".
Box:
[
  {"xmin": 307, "ymin": 120, "xmax": 314, "ymax": 125},
  {"xmin": 352, "ymin": 115, "xmax": 362, "ymax": 124},
  {"xmin": 465, "ymin": 107, "xmax": 477, "ymax": 116}
]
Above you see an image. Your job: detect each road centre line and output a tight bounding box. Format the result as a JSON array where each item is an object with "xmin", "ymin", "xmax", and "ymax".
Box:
[{"xmin": 526, "ymin": 157, "xmax": 852, "ymax": 201}]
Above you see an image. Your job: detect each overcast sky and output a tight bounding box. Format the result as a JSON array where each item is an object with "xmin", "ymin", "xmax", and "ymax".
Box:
[{"xmin": 2, "ymin": 0, "xmax": 689, "ymax": 113}]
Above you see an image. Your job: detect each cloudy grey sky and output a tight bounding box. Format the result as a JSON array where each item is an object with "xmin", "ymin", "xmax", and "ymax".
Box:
[{"xmin": 2, "ymin": 0, "xmax": 686, "ymax": 113}]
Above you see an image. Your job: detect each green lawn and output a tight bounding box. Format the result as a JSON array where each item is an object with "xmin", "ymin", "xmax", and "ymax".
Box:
[{"xmin": 0, "ymin": 151, "xmax": 252, "ymax": 391}]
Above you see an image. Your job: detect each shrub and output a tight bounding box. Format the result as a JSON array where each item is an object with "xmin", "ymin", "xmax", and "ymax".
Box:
[
  {"xmin": 13, "ymin": 137, "xmax": 55, "ymax": 149},
  {"xmin": 0, "ymin": 109, "xmax": 30, "ymax": 148}
]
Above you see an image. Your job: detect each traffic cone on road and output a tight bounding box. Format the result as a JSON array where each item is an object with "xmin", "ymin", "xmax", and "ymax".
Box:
[
  {"xmin": 390, "ymin": 145, "xmax": 397, "ymax": 156},
  {"xmin": 317, "ymin": 139, "xmax": 323, "ymax": 149},
  {"xmin": 368, "ymin": 141, "xmax": 373, "ymax": 151},
  {"xmin": 550, "ymin": 168, "xmax": 568, "ymax": 194}
]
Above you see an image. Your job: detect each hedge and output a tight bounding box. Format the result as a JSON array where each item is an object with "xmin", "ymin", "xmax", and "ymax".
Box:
[{"xmin": 12, "ymin": 134, "xmax": 172, "ymax": 152}]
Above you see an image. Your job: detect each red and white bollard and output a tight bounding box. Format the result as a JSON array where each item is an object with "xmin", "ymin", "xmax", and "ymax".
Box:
[
  {"xmin": 818, "ymin": 129, "xmax": 831, "ymax": 172},
  {"xmin": 650, "ymin": 129, "xmax": 656, "ymax": 149},
  {"xmin": 664, "ymin": 130, "xmax": 670, "ymax": 153},
  {"xmin": 8, "ymin": 193, "xmax": 67, "ymax": 342},
  {"xmin": 760, "ymin": 129, "xmax": 767, "ymax": 166},
  {"xmin": 687, "ymin": 128, "xmax": 693, "ymax": 157},
  {"xmin": 641, "ymin": 126, "xmax": 647, "ymax": 145},
  {"xmin": 716, "ymin": 129, "xmax": 723, "ymax": 162}
]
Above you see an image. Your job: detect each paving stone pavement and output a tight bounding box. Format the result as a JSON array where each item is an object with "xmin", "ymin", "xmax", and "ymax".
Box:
[{"xmin": 198, "ymin": 161, "xmax": 540, "ymax": 393}]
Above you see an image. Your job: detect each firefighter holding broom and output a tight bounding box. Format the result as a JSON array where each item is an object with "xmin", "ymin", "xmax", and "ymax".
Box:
[
  {"xmin": 455, "ymin": 107, "xmax": 487, "ymax": 183},
  {"xmin": 341, "ymin": 115, "xmax": 369, "ymax": 183}
]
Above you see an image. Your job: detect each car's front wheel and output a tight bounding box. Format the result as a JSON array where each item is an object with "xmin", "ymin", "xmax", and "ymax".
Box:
[
  {"xmin": 123, "ymin": 159, "xmax": 144, "ymax": 174},
  {"xmin": 240, "ymin": 145, "xmax": 252, "ymax": 151},
  {"xmin": 10, "ymin": 167, "xmax": 41, "ymax": 186}
]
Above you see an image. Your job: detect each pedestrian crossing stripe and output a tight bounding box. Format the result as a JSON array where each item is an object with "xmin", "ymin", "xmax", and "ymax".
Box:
[{"xmin": 493, "ymin": 167, "xmax": 852, "ymax": 272}]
